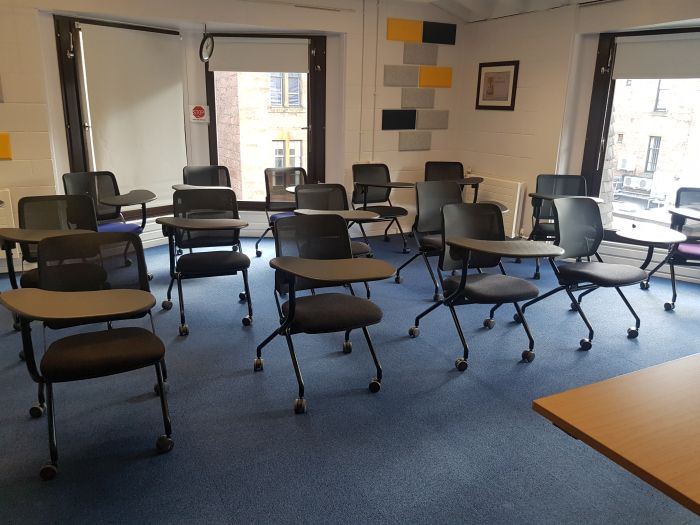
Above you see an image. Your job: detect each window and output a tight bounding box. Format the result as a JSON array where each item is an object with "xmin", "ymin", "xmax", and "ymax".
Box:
[
  {"xmin": 273, "ymin": 139, "xmax": 303, "ymax": 169},
  {"xmin": 269, "ymin": 72, "xmax": 303, "ymax": 108},
  {"xmin": 645, "ymin": 136, "xmax": 661, "ymax": 173},
  {"xmin": 654, "ymin": 80, "xmax": 670, "ymax": 112},
  {"xmin": 617, "ymin": 133, "xmax": 624, "ymax": 144}
]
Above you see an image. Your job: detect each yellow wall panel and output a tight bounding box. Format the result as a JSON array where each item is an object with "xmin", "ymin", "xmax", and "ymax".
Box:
[
  {"xmin": 419, "ymin": 66, "xmax": 452, "ymax": 88},
  {"xmin": 0, "ymin": 133, "xmax": 12, "ymax": 160},
  {"xmin": 387, "ymin": 18, "xmax": 423, "ymax": 42}
]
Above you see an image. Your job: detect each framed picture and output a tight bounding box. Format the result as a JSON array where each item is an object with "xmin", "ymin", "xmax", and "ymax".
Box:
[{"xmin": 475, "ymin": 60, "xmax": 519, "ymax": 111}]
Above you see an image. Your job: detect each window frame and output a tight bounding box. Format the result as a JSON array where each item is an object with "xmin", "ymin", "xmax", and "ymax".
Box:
[{"xmin": 644, "ymin": 136, "xmax": 661, "ymax": 173}]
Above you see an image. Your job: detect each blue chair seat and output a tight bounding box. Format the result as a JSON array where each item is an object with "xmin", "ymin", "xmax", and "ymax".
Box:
[
  {"xmin": 98, "ymin": 222, "xmax": 142, "ymax": 234},
  {"xmin": 269, "ymin": 211, "xmax": 296, "ymax": 224}
]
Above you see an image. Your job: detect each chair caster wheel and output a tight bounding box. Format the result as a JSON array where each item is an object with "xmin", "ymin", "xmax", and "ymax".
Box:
[
  {"xmin": 640, "ymin": 281, "xmax": 650, "ymax": 290},
  {"xmin": 178, "ymin": 324, "xmax": 189, "ymax": 336},
  {"xmin": 627, "ymin": 327, "xmax": 639, "ymax": 339},
  {"xmin": 162, "ymin": 300, "xmax": 173, "ymax": 311},
  {"xmin": 513, "ymin": 313, "xmax": 523, "ymax": 324},
  {"xmin": 533, "ymin": 272, "xmax": 540, "ymax": 280},
  {"xmin": 521, "ymin": 350, "xmax": 535, "ymax": 363},
  {"xmin": 664, "ymin": 302, "xmax": 675, "ymax": 311},
  {"xmin": 13, "ymin": 321, "xmax": 21, "ymax": 331},
  {"xmin": 176, "ymin": 249, "xmax": 183, "ymax": 256},
  {"xmin": 255, "ymin": 250, "xmax": 262, "ymax": 257},
  {"xmin": 570, "ymin": 302, "xmax": 578, "ymax": 312},
  {"xmin": 402, "ymin": 248, "xmax": 410, "ymax": 254},
  {"xmin": 483, "ymin": 318, "xmax": 495, "ymax": 329},
  {"xmin": 579, "ymin": 338, "xmax": 592, "ymax": 351},
  {"xmin": 242, "ymin": 316, "xmax": 252, "ymax": 327},
  {"xmin": 253, "ymin": 358, "xmax": 264, "ymax": 372},
  {"xmin": 29, "ymin": 403, "xmax": 45, "ymax": 418},
  {"xmin": 156, "ymin": 435, "xmax": 174, "ymax": 453},
  {"xmin": 154, "ymin": 382, "xmax": 169, "ymax": 396},
  {"xmin": 294, "ymin": 398, "xmax": 307, "ymax": 414},
  {"xmin": 394, "ymin": 275, "xmax": 403, "ymax": 284},
  {"xmin": 369, "ymin": 378, "xmax": 381, "ymax": 393},
  {"xmin": 383, "ymin": 235, "xmax": 390, "ymax": 242},
  {"xmin": 342, "ymin": 341, "xmax": 352, "ymax": 354},
  {"xmin": 408, "ymin": 326, "xmax": 419, "ymax": 338},
  {"xmin": 366, "ymin": 253, "xmax": 374, "ymax": 258},
  {"xmin": 433, "ymin": 293, "xmax": 443, "ymax": 302},
  {"xmin": 19, "ymin": 350, "xmax": 25, "ymax": 361},
  {"xmin": 147, "ymin": 273, "xmax": 154, "ymax": 281},
  {"xmin": 39, "ymin": 463, "xmax": 57, "ymax": 481},
  {"xmin": 455, "ymin": 358, "xmax": 468, "ymax": 372},
  {"xmin": 239, "ymin": 292, "xmax": 247, "ymax": 302}
]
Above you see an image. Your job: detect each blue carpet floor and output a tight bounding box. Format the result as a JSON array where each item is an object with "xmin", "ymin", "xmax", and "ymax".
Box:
[{"xmin": 0, "ymin": 236, "xmax": 698, "ymax": 524}]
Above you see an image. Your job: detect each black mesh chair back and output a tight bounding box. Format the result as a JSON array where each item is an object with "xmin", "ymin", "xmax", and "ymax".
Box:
[
  {"xmin": 673, "ymin": 187, "xmax": 700, "ymax": 232},
  {"xmin": 63, "ymin": 171, "xmax": 122, "ymax": 221},
  {"xmin": 553, "ymin": 197, "xmax": 603, "ymax": 259},
  {"xmin": 440, "ymin": 203, "xmax": 504, "ymax": 272},
  {"xmin": 183, "ymin": 165, "xmax": 231, "ymax": 187},
  {"xmin": 173, "ymin": 188, "xmax": 240, "ymax": 249},
  {"xmin": 415, "ymin": 181, "xmax": 463, "ymax": 234},
  {"xmin": 295, "ymin": 184, "xmax": 348, "ymax": 210},
  {"xmin": 351, "ymin": 164, "xmax": 391, "ymax": 205},
  {"xmin": 424, "ymin": 161, "xmax": 464, "ymax": 182},
  {"xmin": 534, "ymin": 175, "xmax": 587, "ymax": 221},
  {"xmin": 17, "ymin": 195, "xmax": 97, "ymax": 263},
  {"xmin": 38, "ymin": 232, "xmax": 149, "ymax": 294},
  {"xmin": 265, "ymin": 167, "xmax": 307, "ymax": 211},
  {"xmin": 274, "ymin": 214, "xmax": 352, "ymax": 292}
]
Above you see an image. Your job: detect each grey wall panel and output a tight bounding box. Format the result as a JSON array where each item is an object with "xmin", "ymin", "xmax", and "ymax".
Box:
[
  {"xmin": 403, "ymin": 43, "xmax": 438, "ymax": 65},
  {"xmin": 384, "ymin": 65, "xmax": 419, "ymax": 87},
  {"xmin": 399, "ymin": 131, "xmax": 431, "ymax": 151},
  {"xmin": 416, "ymin": 110, "xmax": 449, "ymax": 129},
  {"xmin": 401, "ymin": 88, "xmax": 435, "ymax": 108}
]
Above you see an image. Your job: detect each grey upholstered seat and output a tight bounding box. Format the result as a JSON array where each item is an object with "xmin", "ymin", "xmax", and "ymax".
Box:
[
  {"xmin": 282, "ymin": 293, "xmax": 383, "ymax": 334},
  {"xmin": 557, "ymin": 261, "xmax": 646, "ymax": 287},
  {"xmin": 176, "ymin": 251, "xmax": 250, "ymax": 276},
  {"xmin": 443, "ymin": 273, "xmax": 539, "ymax": 303}
]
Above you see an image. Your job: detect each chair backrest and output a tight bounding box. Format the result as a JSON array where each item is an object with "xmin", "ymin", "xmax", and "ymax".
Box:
[
  {"xmin": 295, "ymin": 184, "xmax": 348, "ymax": 211},
  {"xmin": 351, "ymin": 163, "xmax": 391, "ymax": 205},
  {"xmin": 534, "ymin": 174, "xmax": 587, "ymax": 221},
  {"xmin": 264, "ymin": 167, "xmax": 307, "ymax": 211},
  {"xmin": 414, "ymin": 181, "xmax": 463, "ymax": 234},
  {"xmin": 424, "ymin": 161, "xmax": 464, "ymax": 182},
  {"xmin": 18, "ymin": 195, "xmax": 97, "ymax": 263},
  {"xmin": 183, "ymin": 165, "xmax": 231, "ymax": 187},
  {"xmin": 172, "ymin": 188, "xmax": 240, "ymax": 248},
  {"xmin": 63, "ymin": 171, "xmax": 122, "ymax": 221},
  {"xmin": 672, "ymin": 187, "xmax": 700, "ymax": 230},
  {"xmin": 440, "ymin": 203, "xmax": 504, "ymax": 272},
  {"xmin": 274, "ymin": 214, "xmax": 352, "ymax": 292},
  {"xmin": 38, "ymin": 232, "xmax": 148, "ymax": 292},
  {"xmin": 553, "ymin": 197, "xmax": 603, "ymax": 259}
]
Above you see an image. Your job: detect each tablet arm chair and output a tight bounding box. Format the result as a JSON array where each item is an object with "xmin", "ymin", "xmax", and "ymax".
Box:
[
  {"xmin": 254, "ymin": 167, "xmax": 307, "ymax": 257},
  {"xmin": 527, "ymin": 174, "xmax": 587, "ymax": 279},
  {"xmin": 394, "ymin": 181, "xmax": 463, "ymax": 302},
  {"xmin": 182, "ymin": 165, "xmax": 231, "ymax": 187},
  {"xmin": 254, "ymin": 214, "xmax": 394, "ymax": 414},
  {"xmin": 351, "ymin": 163, "xmax": 410, "ymax": 253},
  {"xmin": 409, "ymin": 203, "xmax": 540, "ymax": 368},
  {"xmin": 519, "ymin": 197, "xmax": 646, "ymax": 351},
  {"xmin": 7, "ymin": 232, "xmax": 172, "ymax": 480},
  {"xmin": 161, "ymin": 188, "xmax": 252, "ymax": 336}
]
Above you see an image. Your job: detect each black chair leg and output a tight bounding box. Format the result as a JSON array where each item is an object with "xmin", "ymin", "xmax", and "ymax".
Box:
[
  {"xmin": 395, "ymin": 219, "xmax": 409, "ymax": 254},
  {"xmin": 176, "ymin": 274, "xmax": 188, "ymax": 336},
  {"xmin": 533, "ymin": 257, "xmax": 541, "ymax": 279},
  {"xmin": 513, "ymin": 303, "xmax": 536, "ymax": 362},
  {"xmin": 357, "ymin": 222, "xmax": 371, "ymax": 246},
  {"xmin": 422, "ymin": 253, "xmax": 442, "ymax": 302},
  {"xmin": 394, "ymin": 252, "xmax": 420, "ymax": 283},
  {"xmin": 363, "ymin": 281, "xmax": 371, "ymax": 299},
  {"xmin": 382, "ymin": 220, "xmax": 393, "ymax": 241},
  {"xmin": 614, "ymin": 286, "xmax": 641, "ymax": 336},
  {"xmin": 520, "ymin": 284, "xmax": 566, "ymax": 315},
  {"xmin": 283, "ymin": 333, "xmax": 306, "ymax": 413},
  {"xmin": 241, "ymin": 269, "xmax": 253, "ymax": 325},
  {"xmin": 40, "ymin": 382, "xmax": 58, "ymax": 480},
  {"xmin": 255, "ymin": 227, "xmax": 271, "ymax": 257},
  {"xmin": 154, "ymin": 361, "xmax": 174, "ymax": 453},
  {"xmin": 565, "ymin": 288, "xmax": 595, "ymax": 350},
  {"xmin": 576, "ymin": 286, "xmax": 597, "ymax": 305},
  {"xmin": 30, "ymin": 382, "xmax": 46, "ymax": 418},
  {"xmin": 361, "ymin": 327, "xmax": 382, "ymax": 392},
  {"xmin": 165, "ymin": 278, "xmax": 175, "ymax": 303},
  {"xmin": 666, "ymin": 263, "xmax": 677, "ymax": 311},
  {"xmin": 447, "ymin": 305, "xmax": 469, "ymax": 371},
  {"xmin": 410, "ymin": 298, "xmax": 445, "ymax": 336},
  {"xmin": 343, "ymin": 329, "xmax": 353, "ymax": 354}
]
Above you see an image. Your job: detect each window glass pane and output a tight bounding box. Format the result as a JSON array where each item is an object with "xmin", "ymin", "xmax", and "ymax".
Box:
[
  {"xmin": 273, "ymin": 140, "xmax": 285, "ymax": 168},
  {"xmin": 289, "ymin": 140, "xmax": 302, "ymax": 167},
  {"xmin": 287, "ymin": 73, "xmax": 301, "ymax": 107},
  {"xmin": 269, "ymin": 73, "xmax": 283, "ymax": 106},
  {"xmin": 645, "ymin": 136, "xmax": 661, "ymax": 173},
  {"xmin": 654, "ymin": 80, "xmax": 670, "ymax": 111}
]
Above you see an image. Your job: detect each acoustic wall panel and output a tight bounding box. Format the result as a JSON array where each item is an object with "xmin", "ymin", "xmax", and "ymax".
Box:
[
  {"xmin": 384, "ymin": 65, "xmax": 420, "ymax": 87},
  {"xmin": 382, "ymin": 110, "xmax": 417, "ymax": 130},
  {"xmin": 387, "ymin": 18, "xmax": 422, "ymax": 42},
  {"xmin": 399, "ymin": 131, "xmax": 431, "ymax": 151},
  {"xmin": 416, "ymin": 110, "xmax": 449, "ymax": 129},
  {"xmin": 401, "ymin": 88, "xmax": 435, "ymax": 109},
  {"xmin": 422, "ymin": 21, "xmax": 457, "ymax": 45},
  {"xmin": 0, "ymin": 133, "xmax": 12, "ymax": 160},
  {"xmin": 419, "ymin": 66, "xmax": 452, "ymax": 88},
  {"xmin": 403, "ymin": 43, "xmax": 438, "ymax": 65}
]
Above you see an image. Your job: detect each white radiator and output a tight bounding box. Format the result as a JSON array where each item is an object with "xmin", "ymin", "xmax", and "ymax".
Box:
[
  {"xmin": 0, "ymin": 188, "xmax": 18, "ymax": 274},
  {"xmin": 467, "ymin": 176, "xmax": 525, "ymax": 238}
]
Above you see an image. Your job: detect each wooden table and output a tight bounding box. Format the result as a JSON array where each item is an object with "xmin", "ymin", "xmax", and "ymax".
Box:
[
  {"xmin": 100, "ymin": 189, "xmax": 156, "ymax": 230},
  {"xmin": 270, "ymin": 256, "xmax": 395, "ymax": 283},
  {"xmin": 446, "ymin": 237, "xmax": 565, "ymax": 259},
  {"xmin": 533, "ymin": 354, "xmax": 700, "ymax": 515},
  {"xmin": 294, "ymin": 209, "xmax": 379, "ymax": 221}
]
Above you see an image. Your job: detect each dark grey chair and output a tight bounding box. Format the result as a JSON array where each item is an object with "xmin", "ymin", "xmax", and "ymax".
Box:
[
  {"xmin": 182, "ymin": 165, "xmax": 231, "ymax": 187},
  {"xmin": 254, "ymin": 214, "xmax": 389, "ymax": 414},
  {"xmin": 519, "ymin": 197, "xmax": 646, "ymax": 351},
  {"xmin": 424, "ymin": 161, "xmax": 463, "ymax": 182},
  {"xmin": 409, "ymin": 203, "xmax": 540, "ymax": 368},
  {"xmin": 528, "ymin": 174, "xmax": 587, "ymax": 279},
  {"xmin": 254, "ymin": 167, "xmax": 307, "ymax": 257},
  {"xmin": 161, "ymin": 188, "xmax": 252, "ymax": 336},
  {"xmin": 394, "ymin": 181, "xmax": 463, "ymax": 301}
]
